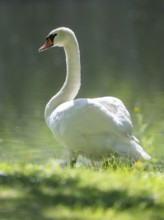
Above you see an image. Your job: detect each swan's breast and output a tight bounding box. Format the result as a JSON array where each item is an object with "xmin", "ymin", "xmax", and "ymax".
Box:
[{"xmin": 48, "ymin": 99, "xmax": 90, "ymax": 142}]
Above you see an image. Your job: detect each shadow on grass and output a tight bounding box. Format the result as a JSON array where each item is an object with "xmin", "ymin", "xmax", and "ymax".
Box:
[{"xmin": 0, "ymin": 172, "xmax": 163, "ymax": 220}]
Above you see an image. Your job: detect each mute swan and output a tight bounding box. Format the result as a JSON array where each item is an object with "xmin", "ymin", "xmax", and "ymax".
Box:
[{"xmin": 39, "ymin": 27, "xmax": 151, "ymax": 165}]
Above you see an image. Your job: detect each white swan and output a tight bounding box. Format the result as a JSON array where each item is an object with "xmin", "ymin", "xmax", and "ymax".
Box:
[{"xmin": 39, "ymin": 27, "xmax": 151, "ymax": 165}]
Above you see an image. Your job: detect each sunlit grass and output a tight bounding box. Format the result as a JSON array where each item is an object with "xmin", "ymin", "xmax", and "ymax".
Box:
[{"xmin": 0, "ymin": 160, "xmax": 164, "ymax": 220}]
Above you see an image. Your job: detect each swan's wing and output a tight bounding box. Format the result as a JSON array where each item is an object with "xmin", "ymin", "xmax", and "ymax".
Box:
[
  {"xmin": 49, "ymin": 97, "xmax": 133, "ymax": 141},
  {"xmin": 92, "ymin": 97, "xmax": 133, "ymax": 135},
  {"xmin": 52, "ymin": 98, "xmax": 133, "ymax": 137}
]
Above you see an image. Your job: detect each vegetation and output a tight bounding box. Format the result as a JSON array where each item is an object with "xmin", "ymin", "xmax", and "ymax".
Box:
[{"xmin": 0, "ymin": 158, "xmax": 164, "ymax": 220}]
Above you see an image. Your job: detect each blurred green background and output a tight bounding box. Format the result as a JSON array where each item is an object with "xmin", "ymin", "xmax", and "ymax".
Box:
[{"xmin": 0, "ymin": 0, "xmax": 163, "ymax": 163}]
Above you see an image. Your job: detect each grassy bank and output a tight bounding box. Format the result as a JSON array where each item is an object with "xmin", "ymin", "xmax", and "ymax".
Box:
[{"xmin": 0, "ymin": 161, "xmax": 163, "ymax": 220}]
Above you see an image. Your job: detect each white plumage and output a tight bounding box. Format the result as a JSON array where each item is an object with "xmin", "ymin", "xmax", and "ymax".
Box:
[{"xmin": 39, "ymin": 27, "xmax": 151, "ymax": 164}]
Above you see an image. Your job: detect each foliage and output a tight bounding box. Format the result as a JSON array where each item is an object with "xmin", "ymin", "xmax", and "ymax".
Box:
[{"xmin": 0, "ymin": 160, "xmax": 164, "ymax": 220}]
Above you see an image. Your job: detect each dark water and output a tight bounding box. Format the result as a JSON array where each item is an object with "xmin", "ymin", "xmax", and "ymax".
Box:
[{"xmin": 0, "ymin": 1, "xmax": 164, "ymax": 163}]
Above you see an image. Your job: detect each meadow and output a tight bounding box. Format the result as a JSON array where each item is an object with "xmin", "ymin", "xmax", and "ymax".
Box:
[{"xmin": 0, "ymin": 159, "xmax": 164, "ymax": 220}]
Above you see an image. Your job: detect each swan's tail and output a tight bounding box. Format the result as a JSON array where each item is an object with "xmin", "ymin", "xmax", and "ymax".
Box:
[
  {"xmin": 138, "ymin": 146, "xmax": 151, "ymax": 160},
  {"xmin": 129, "ymin": 135, "xmax": 151, "ymax": 160},
  {"xmin": 115, "ymin": 137, "xmax": 151, "ymax": 161},
  {"xmin": 130, "ymin": 141, "xmax": 151, "ymax": 160}
]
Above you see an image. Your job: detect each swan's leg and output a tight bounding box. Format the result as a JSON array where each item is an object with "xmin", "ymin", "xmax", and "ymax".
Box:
[
  {"xmin": 102, "ymin": 154, "xmax": 119, "ymax": 169},
  {"xmin": 70, "ymin": 158, "xmax": 77, "ymax": 168},
  {"xmin": 69, "ymin": 152, "xmax": 77, "ymax": 168},
  {"xmin": 102, "ymin": 157, "xmax": 115, "ymax": 169}
]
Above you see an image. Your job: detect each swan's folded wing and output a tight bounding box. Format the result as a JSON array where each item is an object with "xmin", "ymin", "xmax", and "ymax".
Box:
[
  {"xmin": 93, "ymin": 97, "xmax": 133, "ymax": 134},
  {"xmin": 70, "ymin": 98, "xmax": 133, "ymax": 137},
  {"xmin": 49, "ymin": 98, "xmax": 133, "ymax": 139}
]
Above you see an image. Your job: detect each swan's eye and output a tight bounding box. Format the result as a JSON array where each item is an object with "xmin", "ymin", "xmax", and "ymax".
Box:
[{"xmin": 46, "ymin": 33, "xmax": 57, "ymax": 42}]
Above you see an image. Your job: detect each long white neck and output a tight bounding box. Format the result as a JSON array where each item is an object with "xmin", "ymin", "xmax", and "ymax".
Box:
[{"xmin": 45, "ymin": 34, "xmax": 81, "ymax": 121}]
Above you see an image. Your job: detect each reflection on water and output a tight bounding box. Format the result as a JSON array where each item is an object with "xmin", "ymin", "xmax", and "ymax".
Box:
[
  {"xmin": 0, "ymin": 2, "xmax": 164, "ymax": 163},
  {"xmin": 0, "ymin": 116, "xmax": 65, "ymax": 163}
]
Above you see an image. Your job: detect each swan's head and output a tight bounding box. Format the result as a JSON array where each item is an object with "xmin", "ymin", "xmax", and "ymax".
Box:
[{"xmin": 39, "ymin": 27, "xmax": 75, "ymax": 52}]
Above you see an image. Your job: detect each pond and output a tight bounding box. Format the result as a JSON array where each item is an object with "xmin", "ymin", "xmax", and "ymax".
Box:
[{"xmin": 0, "ymin": 1, "xmax": 163, "ymax": 163}]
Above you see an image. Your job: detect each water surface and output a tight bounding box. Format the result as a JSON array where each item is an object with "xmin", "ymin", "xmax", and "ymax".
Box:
[{"xmin": 0, "ymin": 1, "xmax": 163, "ymax": 163}]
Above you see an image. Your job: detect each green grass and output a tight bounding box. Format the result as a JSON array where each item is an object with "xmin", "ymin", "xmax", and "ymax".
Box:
[{"xmin": 0, "ymin": 160, "xmax": 164, "ymax": 220}]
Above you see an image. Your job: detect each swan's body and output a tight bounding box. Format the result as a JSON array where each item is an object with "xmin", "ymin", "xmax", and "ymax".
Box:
[{"xmin": 39, "ymin": 27, "xmax": 151, "ymax": 164}]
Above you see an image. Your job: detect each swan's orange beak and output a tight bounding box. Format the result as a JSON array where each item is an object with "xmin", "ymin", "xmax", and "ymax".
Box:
[{"xmin": 38, "ymin": 38, "xmax": 53, "ymax": 52}]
